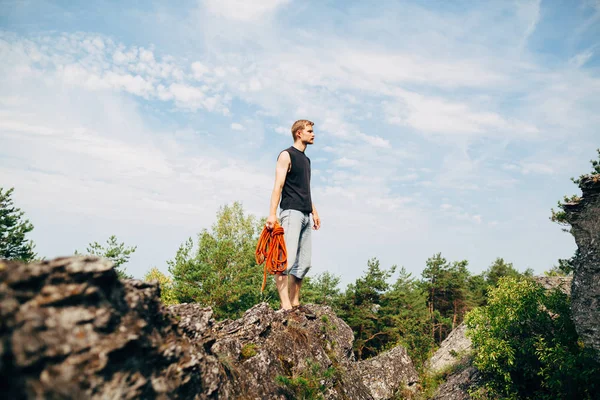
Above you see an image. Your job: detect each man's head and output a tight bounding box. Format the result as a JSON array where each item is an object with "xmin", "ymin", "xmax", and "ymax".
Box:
[{"xmin": 290, "ymin": 119, "xmax": 315, "ymax": 145}]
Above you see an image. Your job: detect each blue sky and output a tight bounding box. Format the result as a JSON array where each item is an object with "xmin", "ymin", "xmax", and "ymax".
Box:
[{"xmin": 1, "ymin": 0, "xmax": 599, "ymax": 286}]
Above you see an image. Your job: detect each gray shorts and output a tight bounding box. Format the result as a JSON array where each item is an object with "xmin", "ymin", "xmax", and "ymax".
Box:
[{"xmin": 279, "ymin": 209, "xmax": 312, "ymax": 279}]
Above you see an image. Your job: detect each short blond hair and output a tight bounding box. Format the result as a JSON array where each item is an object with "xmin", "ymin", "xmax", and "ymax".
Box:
[{"xmin": 290, "ymin": 120, "xmax": 314, "ymax": 140}]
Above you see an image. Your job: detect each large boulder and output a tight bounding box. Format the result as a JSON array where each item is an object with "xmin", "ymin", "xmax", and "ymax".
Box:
[
  {"xmin": 431, "ymin": 358, "xmax": 481, "ymax": 400},
  {"xmin": 0, "ymin": 256, "xmax": 418, "ymax": 399},
  {"xmin": 562, "ymin": 175, "xmax": 600, "ymax": 359},
  {"xmin": 427, "ymin": 323, "xmax": 471, "ymax": 374},
  {"xmin": 181, "ymin": 302, "xmax": 374, "ymax": 399},
  {"xmin": 0, "ymin": 256, "xmax": 216, "ymax": 399},
  {"xmin": 427, "ymin": 323, "xmax": 479, "ymax": 400},
  {"xmin": 531, "ymin": 276, "xmax": 572, "ymax": 295},
  {"xmin": 356, "ymin": 345, "xmax": 419, "ymax": 399}
]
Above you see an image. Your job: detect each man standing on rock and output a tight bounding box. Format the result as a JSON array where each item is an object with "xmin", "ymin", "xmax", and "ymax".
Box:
[{"xmin": 265, "ymin": 119, "xmax": 321, "ymax": 312}]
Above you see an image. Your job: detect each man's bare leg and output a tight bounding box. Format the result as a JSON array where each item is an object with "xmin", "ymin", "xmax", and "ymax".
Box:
[
  {"xmin": 276, "ymin": 274, "xmax": 293, "ymax": 310},
  {"xmin": 289, "ymin": 275, "xmax": 302, "ymax": 307}
]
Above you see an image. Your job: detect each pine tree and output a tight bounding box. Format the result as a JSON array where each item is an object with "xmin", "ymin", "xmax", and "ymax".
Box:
[
  {"xmin": 445, "ymin": 260, "xmax": 470, "ymax": 330},
  {"xmin": 0, "ymin": 187, "xmax": 36, "ymax": 262},
  {"xmin": 421, "ymin": 253, "xmax": 472, "ymax": 343},
  {"xmin": 380, "ymin": 267, "xmax": 434, "ymax": 370},
  {"xmin": 421, "ymin": 253, "xmax": 450, "ymax": 343},
  {"xmin": 77, "ymin": 235, "xmax": 136, "ymax": 279},
  {"xmin": 484, "ymin": 257, "xmax": 520, "ymax": 287},
  {"xmin": 301, "ymin": 271, "xmax": 342, "ymax": 307},
  {"xmin": 337, "ymin": 258, "xmax": 395, "ymax": 359}
]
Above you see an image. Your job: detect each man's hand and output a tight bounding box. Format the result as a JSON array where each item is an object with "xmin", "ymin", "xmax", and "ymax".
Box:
[
  {"xmin": 266, "ymin": 214, "xmax": 277, "ymax": 230},
  {"xmin": 312, "ymin": 213, "xmax": 321, "ymax": 230}
]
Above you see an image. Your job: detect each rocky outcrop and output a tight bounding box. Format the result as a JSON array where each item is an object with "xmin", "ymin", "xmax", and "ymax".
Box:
[
  {"xmin": 431, "ymin": 358, "xmax": 481, "ymax": 400},
  {"xmin": 563, "ymin": 175, "xmax": 600, "ymax": 359},
  {"xmin": 180, "ymin": 302, "xmax": 375, "ymax": 399},
  {"xmin": 531, "ymin": 276, "xmax": 572, "ymax": 295},
  {"xmin": 357, "ymin": 346, "xmax": 419, "ymax": 399},
  {"xmin": 426, "ymin": 323, "xmax": 478, "ymax": 400},
  {"xmin": 0, "ymin": 256, "xmax": 418, "ymax": 399},
  {"xmin": 0, "ymin": 257, "xmax": 216, "ymax": 399},
  {"xmin": 427, "ymin": 323, "xmax": 471, "ymax": 374}
]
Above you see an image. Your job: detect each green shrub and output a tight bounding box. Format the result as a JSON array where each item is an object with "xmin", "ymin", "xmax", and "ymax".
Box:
[
  {"xmin": 240, "ymin": 343, "xmax": 258, "ymax": 360},
  {"xmin": 465, "ymin": 276, "xmax": 599, "ymax": 399},
  {"xmin": 275, "ymin": 358, "xmax": 336, "ymax": 400}
]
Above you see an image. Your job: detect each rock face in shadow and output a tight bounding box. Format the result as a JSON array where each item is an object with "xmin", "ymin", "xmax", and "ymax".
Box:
[
  {"xmin": 0, "ymin": 256, "xmax": 418, "ymax": 399},
  {"xmin": 563, "ymin": 175, "xmax": 600, "ymax": 360}
]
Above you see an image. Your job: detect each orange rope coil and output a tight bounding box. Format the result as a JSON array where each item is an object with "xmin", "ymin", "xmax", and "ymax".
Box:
[{"xmin": 255, "ymin": 222, "xmax": 287, "ymax": 291}]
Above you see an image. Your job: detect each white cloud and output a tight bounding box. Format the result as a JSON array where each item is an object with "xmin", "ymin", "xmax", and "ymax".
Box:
[
  {"xmin": 334, "ymin": 157, "xmax": 359, "ymax": 168},
  {"xmin": 112, "ymin": 49, "xmax": 138, "ymax": 64},
  {"xmin": 103, "ymin": 71, "xmax": 154, "ymax": 97},
  {"xmin": 386, "ymin": 92, "xmax": 514, "ymax": 137},
  {"xmin": 0, "ymin": 33, "xmax": 231, "ymax": 114},
  {"xmin": 231, "ymin": 122, "xmax": 243, "ymax": 130},
  {"xmin": 517, "ymin": 0, "xmax": 541, "ymax": 49},
  {"xmin": 168, "ymin": 83, "xmax": 206, "ymax": 108},
  {"xmin": 394, "ymin": 173, "xmax": 419, "ymax": 182},
  {"xmin": 521, "ymin": 162, "xmax": 554, "ymax": 175},
  {"xmin": 439, "ymin": 203, "xmax": 483, "ymax": 224},
  {"xmin": 357, "ymin": 132, "xmax": 390, "ymax": 148},
  {"xmin": 248, "ymin": 77, "xmax": 262, "ymax": 91},
  {"xmin": 275, "ymin": 126, "xmax": 288, "ymax": 135},
  {"xmin": 338, "ymin": 48, "xmax": 507, "ymax": 89},
  {"xmin": 139, "ymin": 48, "xmax": 155, "ymax": 63},
  {"xmin": 191, "ymin": 61, "xmax": 209, "ymax": 78},
  {"xmin": 502, "ymin": 163, "xmax": 519, "ymax": 171},
  {"xmin": 384, "ymin": 89, "xmax": 540, "ymax": 139},
  {"xmin": 0, "ymin": 119, "xmax": 56, "ymax": 136},
  {"xmin": 203, "ymin": 0, "xmax": 290, "ymax": 21},
  {"xmin": 569, "ymin": 49, "xmax": 595, "ymax": 68}
]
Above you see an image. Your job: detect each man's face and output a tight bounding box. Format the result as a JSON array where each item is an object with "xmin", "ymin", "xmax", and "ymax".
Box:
[{"xmin": 298, "ymin": 125, "xmax": 315, "ymax": 145}]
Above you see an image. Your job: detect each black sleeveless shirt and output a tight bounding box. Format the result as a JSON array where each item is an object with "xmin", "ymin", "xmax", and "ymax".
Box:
[{"xmin": 279, "ymin": 146, "xmax": 312, "ymax": 213}]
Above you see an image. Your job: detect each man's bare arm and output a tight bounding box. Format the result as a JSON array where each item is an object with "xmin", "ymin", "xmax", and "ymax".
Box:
[
  {"xmin": 312, "ymin": 204, "xmax": 321, "ymax": 230},
  {"xmin": 266, "ymin": 151, "xmax": 291, "ymax": 229}
]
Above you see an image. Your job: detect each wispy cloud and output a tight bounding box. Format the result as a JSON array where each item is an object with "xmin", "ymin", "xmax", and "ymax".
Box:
[
  {"xmin": 202, "ymin": 0, "xmax": 290, "ymax": 21},
  {"xmin": 517, "ymin": 0, "xmax": 542, "ymax": 50},
  {"xmin": 569, "ymin": 48, "xmax": 596, "ymax": 68}
]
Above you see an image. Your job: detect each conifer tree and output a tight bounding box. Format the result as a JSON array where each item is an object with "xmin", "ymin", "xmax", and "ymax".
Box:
[
  {"xmin": 337, "ymin": 258, "xmax": 395, "ymax": 359},
  {"xmin": 78, "ymin": 235, "xmax": 136, "ymax": 279},
  {"xmin": 0, "ymin": 187, "xmax": 36, "ymax": 262},
  {"xmin": 301, "ymin": 271, "xmax": 342, "ymax": 306},
  {"xmin": 380, "ymin": 267, "xmax": 434, "ymax": 370}
]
